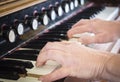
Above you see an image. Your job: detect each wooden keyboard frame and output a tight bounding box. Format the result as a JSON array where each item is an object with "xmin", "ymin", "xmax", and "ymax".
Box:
[{"xmin": 0, "ymin": 0, "xmax": 46, "ymax": 17}]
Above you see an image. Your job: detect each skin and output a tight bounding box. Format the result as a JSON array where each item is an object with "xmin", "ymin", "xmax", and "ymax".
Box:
[
  {"xmin": 36, "ymin": 19, "xmax": 120, "ymax": 82},
  {"xmin": 67, "ymin": 19, "xmax": 120, "ymax": 44}
]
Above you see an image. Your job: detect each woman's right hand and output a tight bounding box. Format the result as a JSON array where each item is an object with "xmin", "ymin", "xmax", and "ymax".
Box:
[
  {"xmin": 67, "ymin": 19, "xmax": 120, "ymax": 44},
  {"xmin": 36, "ymin": 42, "xmax": 112, "ymax": 82}
]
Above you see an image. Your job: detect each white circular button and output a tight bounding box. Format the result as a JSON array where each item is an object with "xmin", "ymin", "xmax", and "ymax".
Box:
[
  {"xmin": 17, "ymin": 23, "xmax": 24, "ymax": 35},
  {"xmin": 70, "ymin": 1, "xmax": 74, "ymax": 10},
  {"xmin": 51, "ymin": 10, "xmax": 56, "ymax": 21},
  {"xmin": 65, "ymin": 3, "xmax": 70, "ymax": 13},
  {"xmin": 74, "ymin": 0, "xmax": 79, "ymax": 7},
  {"xmin": 43, "ymin": 14, "xmax": 49, "ymax": 25},
  {"xmin": 58, "ymin": 6, "xmax": 63, "ymax": 16},
  {"xmin": 32, "ymin": 19, "xmax": 38, "ymax": 30},
  {"xmin": 8, "ymin": 29, "xmax": 16, "ymax": 43},
  {"xmin": 81, "ymin": 0, "xmax": 85, "ymax": 5}
]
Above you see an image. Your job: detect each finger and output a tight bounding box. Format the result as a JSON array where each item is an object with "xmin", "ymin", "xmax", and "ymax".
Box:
[
  {"xmin": 78, "ymin": 33, "xmax": 105, "ymax": 44},
  {"xmin": 39, "ymin": 67, "xmax": 69, "ymax": 82},
  {"xmin": 61, "ymin": 40, "xmax": 72, "ymax": 45},
  {"xmin": 36, "ymin": 50, "xmax": 67, "ymax": 67},
  {"xmin": 67, "ymin": 25, "xmax": 92, "ymax": 38},
  {"xmin": 72, "ymin": 19, "xmax": 98, "ymax": 29},
  {"xmin": 40, "ymin": 42, "xmax": 53, "ymax": 53},
  {"xmin": 36, "ymin": 52, "xmax": 47, "ymax": 67},
  {"xmin": 91, "ymin": 18, "xmax": 100, "ymax": 22},
  {"xmin": 40, "ymin": 42, "xmax": 67, "ymax": 53},
  {"xmin": 72, "ymin": 19, "xmax": 90, "ymax": 28}
]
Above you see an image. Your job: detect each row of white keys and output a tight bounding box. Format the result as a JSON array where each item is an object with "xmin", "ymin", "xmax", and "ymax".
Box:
[
  {"xmin": 0, "ymin": 59, "xmax": 60, "ymax": 82},
  {"xmin": 26, "ymin": 60, "xmax": 60, "ymax": 77},
  {"xmin": 91, "ymin": 6, "xmax": 119, "ymax": 21},
  {"xmin": 0, "ymin": 77, "xmax": 40, "ymax": 82}
]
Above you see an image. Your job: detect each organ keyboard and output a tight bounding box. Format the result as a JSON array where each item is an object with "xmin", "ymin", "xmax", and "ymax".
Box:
[
  {"xmin": 0, "ymin": 0, "xmax": 120, "ymax": 82},
  {"xmin": 91, "ymin": 6, "xmax": 119, "ymax": 20}
]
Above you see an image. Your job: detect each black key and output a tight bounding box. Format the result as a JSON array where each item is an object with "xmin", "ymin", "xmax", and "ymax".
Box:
[
  {"xmin": 28, "ymin": 40, "xmax": 47, "ymax": 44},
  {"xmin": 0, "ymin": 65, "xmax": 27, "ymax": 74},
  {"xmin": 6, "ymin": 53, "xmax": 37, "ymax": 61},
  {"xmin": 42, "ymin": 34, "xmax": 68, "ymax": 40},
  {"xmin": 49, "ymin": 27, "xmax": 69, "ymax": 32},
  {"xmin": 38, "ymin": 37, "xmax": 62, "ymax": 41},
  {"xmin": 0, "ymin": 71, "xmax": 20, "ymax": 80},
  {"xmin": 23, "ymin": 43, "xmax": 45, "ymax": 49},
  {"xmin": 0, "ymin": 59, "xmax": 33, "ymax": 69},
  {"xmin": 49, "ymin": 26, "xmax": 68, "ymax": 31},
  {"xmin": 38, "ymin": 34, "xmax": 68, "ymax": 40},
  {"xmin": 15, "ymin": 50, "xmax": 39, "ymax": 54},
  {"xmin": 44, "ymin": 31, "xmax": 66, "ymax": 35}
]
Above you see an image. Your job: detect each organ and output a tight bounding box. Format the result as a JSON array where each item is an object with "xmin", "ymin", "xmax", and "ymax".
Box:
[{"xmin": 0, "ymin": 0, "xmax": 120, "ymax": 82}]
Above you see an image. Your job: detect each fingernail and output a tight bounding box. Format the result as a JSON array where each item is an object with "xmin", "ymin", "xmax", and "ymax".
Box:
[{"xmin": 35, "ymin": 63, "xmax": 39, "ymax": 67}]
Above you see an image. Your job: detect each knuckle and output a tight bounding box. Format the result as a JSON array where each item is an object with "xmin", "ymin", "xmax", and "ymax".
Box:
[
  {"xmin": 46, "ymin": 42, "xmax": 53, "ymax": 46},
  {"xmin": 44, "ymin": 42, "xmax": 53, "ymax": 49},
  {"xmin": 46, "ymin": 50, "xmax": 54, "ymax": 56}
]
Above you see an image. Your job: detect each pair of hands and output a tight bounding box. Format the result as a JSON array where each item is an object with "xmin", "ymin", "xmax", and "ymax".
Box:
[{"xmin": 36, "ymin": 19, "xmax": 120, "ymax": 82}]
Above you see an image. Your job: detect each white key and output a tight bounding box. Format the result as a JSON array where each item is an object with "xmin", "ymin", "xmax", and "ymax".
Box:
[
  {"xmin": 0, "ymin": 59, "xmax": 60, "ymax": 82},
  {"xmin": 0, "ymin": 77, "xmax": 41, "ymax": 82},
  {"xmin": 92, "ymin": 7, "xmax": 119, "ymax": 21},
  {"xmin": 27, "ymin": 60, "xmax": 60, "ymax": 77}
]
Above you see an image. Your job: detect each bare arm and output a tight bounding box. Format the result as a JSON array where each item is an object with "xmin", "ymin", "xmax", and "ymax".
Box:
[{"xmin": 101, "ymin": 54, "xmax": 120, "ymax": 82}]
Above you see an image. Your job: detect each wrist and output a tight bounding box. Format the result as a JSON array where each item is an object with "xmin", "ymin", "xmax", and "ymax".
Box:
[
  {"xmin": 100, "ymin": 54, "xmax": 120, "ymax": 81},
  {"xmin": 114, "ymin": 21, "xmax": 120, "ymax": 38},
  {"xmin": 95, "ymin": 52, "xmax": 113, "ymax": 80},
  {"xmin": 87, "ymin": 51, "xmax": 113, "ymax": 81}
]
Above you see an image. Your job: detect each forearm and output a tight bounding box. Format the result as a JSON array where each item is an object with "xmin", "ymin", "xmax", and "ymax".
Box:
[
  {"xmin": 109, "ymin": 21, "xmax": 120, "ymax": 40},
  {"xmin": 118, "ymin": 22, "xmax": 120, "ymax": 37},
  {"xmin": 101, "ymin": 54, "xmax": 120, "ymax": 82},
  {"xmin": 115, "ymin": 21, "xmax": 120, "ymax": 38}
]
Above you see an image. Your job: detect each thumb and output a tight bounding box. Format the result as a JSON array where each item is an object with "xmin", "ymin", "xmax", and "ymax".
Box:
[{"xmin": 39, "ymin": 67, "xmax": 69, "ymax": 82}]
